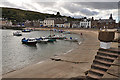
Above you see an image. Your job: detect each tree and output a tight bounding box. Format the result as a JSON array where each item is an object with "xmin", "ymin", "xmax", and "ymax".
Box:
[
  {"xmin": 56, "ymin": 12, "xmax": 61, "ymax": 17},
  {"xmin": 56, "ymin": 12, "xmax": 60, "ymax": 16}
]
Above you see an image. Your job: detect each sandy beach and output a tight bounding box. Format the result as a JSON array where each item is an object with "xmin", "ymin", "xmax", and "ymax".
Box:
[{"xmin": 2, "ymin": 29, "xmax": 100, "ymax": 78}]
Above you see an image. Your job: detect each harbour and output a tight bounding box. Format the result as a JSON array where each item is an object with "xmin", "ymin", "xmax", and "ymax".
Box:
[
  {"xmin": 2, "ymin": 29, "xmax": 82, "ymax": 74},
  {"xmin": 1, "ymin": 2, "xmax": 120, "ymax": 79}
]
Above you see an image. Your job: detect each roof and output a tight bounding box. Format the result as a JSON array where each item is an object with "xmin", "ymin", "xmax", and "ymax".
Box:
[
  {"xmin": 45, "ymin": 18, "xmax": 55, "ymax": 20},
  {"xmin": 98, "ymin": 19, "xmax": 115, "ymax": 23}
]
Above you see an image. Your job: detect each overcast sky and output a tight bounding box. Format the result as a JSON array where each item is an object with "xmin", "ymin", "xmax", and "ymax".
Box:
[{"xmin": 0, "ymin": 0, "xmax": 120, "ymax": 22}]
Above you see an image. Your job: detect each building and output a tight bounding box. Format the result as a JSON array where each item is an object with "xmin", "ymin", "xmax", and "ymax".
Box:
[
  {"xmin": 64, "ymin": 21, "xmax": 71, "ymax": 28},
  {"xmin": 91, "ymin": 18, "xmax": 99, "ymax": 28},
  {"xmin": 43, "ymin": 17, "xmax": 67, "ymax": 27},
  {"xmin": 91, "ymin": 14, "xmax": 116, "ymax": 29},
  {"xmin": 0, "ymin": 18, "xmax": 12, "ymax": 27},
  {"xmin": 54, "ymin": 18, "xmax": 65, "ymax": 27},
  {"xmin": 24, "ymin": 20, "xmax": 32, "ymax": 27},
  {"xmin": 79, "ymin": 19, "xmax": 91, "ymax": 28},
  {"xmin": 72, "ymin": 21, "xmax": 80, "ymax": 28},
  {"xmin": 43, "ymin": 18, "xmax": 55, "ymax": 27},
  {"xmin": 24, "ymin": 19, "xmax": 44, "ymax": 27}
]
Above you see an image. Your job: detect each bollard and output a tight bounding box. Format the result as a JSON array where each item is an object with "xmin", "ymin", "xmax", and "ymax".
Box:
[{"xmin": 98, "ymin": 31, "xmax": 115, "ymax": 49}]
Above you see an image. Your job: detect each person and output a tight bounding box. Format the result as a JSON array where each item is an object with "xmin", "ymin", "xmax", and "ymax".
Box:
[
  {"xmin": 81, "ymin": 33, "xmax": 83, "ymax": 36},
  {"xmin": 22, "ymin": 38, "xmax": 25, "ymax": 40},
  {"xmin": 70, "ymin": 37, "xmax": 72, "ymax": 40}
]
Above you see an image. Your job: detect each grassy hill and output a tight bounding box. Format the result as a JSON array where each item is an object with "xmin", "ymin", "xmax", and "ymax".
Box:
[{"xmin": 1, "ymin": 7, "xmax": 81, "ymax": 24}]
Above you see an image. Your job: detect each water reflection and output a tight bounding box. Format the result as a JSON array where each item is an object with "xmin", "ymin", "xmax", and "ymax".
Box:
[{"xmin": 22, "ymin": 44, "xmax": 37, "ymax": 49}]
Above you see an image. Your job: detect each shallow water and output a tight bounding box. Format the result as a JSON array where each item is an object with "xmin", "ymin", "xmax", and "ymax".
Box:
[{"xmin": 2, "ymin": 29, "xmax": 82, "ymax": 74}]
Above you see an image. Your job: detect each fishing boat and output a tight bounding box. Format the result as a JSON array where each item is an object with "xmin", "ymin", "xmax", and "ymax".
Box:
[
  {"xmin": 22, "ymin": 38, "xmax": 37, "ymax": 45},
  {"xmin": 13, "ymin": 31, "xmax": 22, "ymax": 36},
  {"xmin": 22, "ymin": 29, "xmax": 31, "ymax": 32}
]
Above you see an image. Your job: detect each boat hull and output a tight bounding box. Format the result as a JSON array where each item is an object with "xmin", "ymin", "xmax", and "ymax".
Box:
[
  {"xmin": 22, "ymin": 41, "xmax": 37, "ymax": 45},
  {"xmin": 13, "ymin": 34, "xmax": 22, "ymax": 36},
  {"xmin": 22, "ymin": 29, "xmax": 31, "ymax": 32},
  {"xmin": 37, "ymin": 40, "xmax": 48, "ymax": 43},
  {"xmin": 48, "ymin": 39, "xmax": 56, "ymax": 42}
]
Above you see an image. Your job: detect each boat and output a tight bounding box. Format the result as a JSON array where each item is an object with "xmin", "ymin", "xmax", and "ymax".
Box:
[
  {"xmin": 46, "ymin": 35, "xmax": 66, "ymax": 40},
  {"xmin": 65, "ymin": 37, "xmax": 78, "ymax": 42},
  {"xmin": 58, "ymin": 35, "xmax": 66, "ymax": 39},
  {"xmin": 22, "ymin": 29, "xmax": 31, "ymax": 32},
  {"xmin": 63, "ymin": 31, "xmax": 71, "ymax": 34},
  {"xmin": 46, "ymin": 35, "xmax": 56, "ymax": 41},
  {"xmin": 48, "ymin": 39, "xmax": 56, "ymax": 42},
  {"xmin": 22, "ymin": 38, "xmax": 37, "ymax": 45},
  {"xmin": 36, "ymin": 37, "xmax": 48, "ymax": 43},
  {"xmin": 13, "ymin": 31, "xmax": 22, "ymax": 36}
]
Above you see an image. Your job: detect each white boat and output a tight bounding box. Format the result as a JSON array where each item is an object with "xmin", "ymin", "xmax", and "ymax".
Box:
[
  {"xmin": 36, "ymin": 37, "xmax": 48, "ymax": 43},
  {"xmin": 22, "ymin": 38, "xmax": 37, "ymax": 45},
  {"xmin": 13, "ymin": 31, "xmax": 22, "ymax": 36}
]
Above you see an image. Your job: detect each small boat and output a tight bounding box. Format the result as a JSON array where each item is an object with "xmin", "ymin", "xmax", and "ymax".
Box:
[
  {"xmin": 58, "ymin": 35, "xmax": 66, "ymax": 39},
  {"xmin": 22, "ymin": 29, "xmax": 31, "ymax": 32},
  {"xmin": 46, "ymin": 35, "xmax": 66, "ymax": 40},
  {"xmin": 63, "ymin": 31, "xmax": 71, "ymax": 34},
  {"xmin": 65, "ymin": 37, "xmax": 78, "ymax": 42},
  {"xmin": 36, "ymin": 37, "xmax": 48, "ymax": 43},
  {"xmin": 48, "ymin": 39, "xmax": 56, "ymax": 42},
  {"xmin": 13, "ymin": 31, "xmax": 22, "ymax": 36},
  {"xmin": 22, "ymin": 38, "xmax": 37, "ymax": 45},
  {"xmin": 45, "ymin": 35, "xmax": 56, "ymax": 42}
]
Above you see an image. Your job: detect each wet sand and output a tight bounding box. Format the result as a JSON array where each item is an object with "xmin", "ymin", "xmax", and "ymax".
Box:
[{"xmin": 3, "ymin": 29, "xmax": 100, "ymax": 78}]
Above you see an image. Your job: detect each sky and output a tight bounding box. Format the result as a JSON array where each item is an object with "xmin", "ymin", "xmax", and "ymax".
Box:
[{"xmin": 0, "ymin": 0, "xmax": 120, "ymax": 22}]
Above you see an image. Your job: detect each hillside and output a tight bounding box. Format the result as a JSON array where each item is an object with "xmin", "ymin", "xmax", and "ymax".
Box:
[{"xmin": 1, "ymin": 7, "xmax": 80, "ymax": 24}]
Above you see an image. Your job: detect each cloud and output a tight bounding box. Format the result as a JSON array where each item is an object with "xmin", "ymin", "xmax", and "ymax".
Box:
[
  {"xmin": 0, "ymin": 0, "xmax": 118, "ymax": 21},
  {"xmin": 62, "ymin": 2, "xmax": 99, "ymax": 16},
  {"xmin": 74, "ymin": 2, "xmax": 118, "ymax": 10},
  {"xmin": 80, "ymin": 9, "xmax": 99, "ymax": 16},
  {"xmin": 1, "ymin": 2, "xmax": 20, "ymax": 8},
  {"xmin": 23, "ymin": 3, "xmax": 38, "ymax": 10}
]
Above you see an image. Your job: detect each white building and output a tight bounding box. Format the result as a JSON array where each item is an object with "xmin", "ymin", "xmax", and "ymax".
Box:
[
  {"xmin": 79, "ymin": 19, "xmax": 91, "ymax": 28},
  {"xmin": 64, "ymin": 22, "xmax": 71, "ymax": 28},
  {"xmin": 43, "ymin": 18, "xmax": 55, "ymax": 27}
]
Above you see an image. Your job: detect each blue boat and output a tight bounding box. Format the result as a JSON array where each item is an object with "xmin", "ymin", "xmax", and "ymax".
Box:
[
  {"xmin": 22, "ymin": 29, "xmax": 31, "ymax": 32},
  {"xmin": 22, "ymin": 38, "xmax": 37, "ymax": 45}
]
